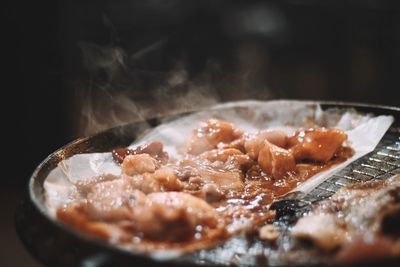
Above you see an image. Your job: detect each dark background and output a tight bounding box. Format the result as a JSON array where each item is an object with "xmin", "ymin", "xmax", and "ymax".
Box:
[{"xmin": 4, "ymin": 0, "xmax": 400, "ymax": 266}]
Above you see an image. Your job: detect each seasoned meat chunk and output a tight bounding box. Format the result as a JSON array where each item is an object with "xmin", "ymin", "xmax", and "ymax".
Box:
[
  {"xmin": 82, "ymin": 191, "xmax": 223, "ymax": 242},
  {"xmin": 291, "ymin": 213, "xmax": 346, "ymax": 250},
  {"xmin": 122, "ymin": 154, "xmax": 158, "ymax": 176},
  {"xmin": 245, "ymin": 129, "xmax": 288, "ymax": 159},
  {"xmin": 60, "ymin": 190, "xmax": 222, "ymax": 243},
  {"xmin": 216, "ymin": 136, "xmax": 245, "ymax": 151},
  {"xmin": 259, "ymin": 224, "xmax": 280, "ymax": 241},
  {"xmin": 288, "ymin": 128, "xmax": 347, "ymax": 163},
  {"xmin": 198, "ymin": 148, "xmax": 253, "ymax": 170},
  {"xmin": 128, "ymin": 166, "xmax": 183, "ymax": 194},
  {"xmin": 187, "ymin": 119, "xmax": 243, "ymax": 155},
  {"xmin": 136, "ymin": 192, "xmax": 221, "ymax": 241},
  {"xmin": 75, "ymin": 174, "xmax": 119, "ymax": 196},
  {"xmin": 258, "ymin": 141, "xmax": 296, "ymax": 178},
  {"xmin": 79, "ymin": 178, "xmax": 143, "ymax": 221},
  {"xmin": 199, "ymin": 168, "xmax": 244, "ymax": 193},
  {"xmin": 291, "ymin": 175, "xmax": 400, "ymax": 256},
  {"xmin": 113, "ymin": 141, "xmax": 169, "ymax": 164},
  {"xmin": 201, "ymin": 183, "xmax": 224, "ymax": 202},
  {"xmin": 151, "ymin": 166, "xmax": 183, "ymax": 191},
  {"xmin": 177, "ymin": 157, "xmax": 245, "ymax": 197}
]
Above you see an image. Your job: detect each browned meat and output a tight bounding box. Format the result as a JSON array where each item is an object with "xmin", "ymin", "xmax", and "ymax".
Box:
[
  {"xmin": 60, "ymin": 188, "xmax": 224, "ymax": 243},
  {"xmin": 258, "ymin": 141, "xmax": 296, "ymax": 178},
  {"xmin": 122, "ymin": 154, "xmax": 158, "ymax": 175},
  {"xmin": 119, "ymin": 152, "xmax": 183, "ymax": 193},
  {"xmin": 75, "ymin": 174, "xmax": 119, "ymax": 196},
  {"xmin": 112, "ymin": 141, "xmax": 169, "ymax": 164},
  {"xmin": 187, "ymin": 119, "xmax": 244, "ymax": 155},
  {"xmin": 176, "ymin": 157, "xmax": 245, "ymax": 198},
  {"xmin": 335, "ymin": 237, "xmax": 400, "ymax": 264},
  {"xmin": 245, "ymin": 129, "xmax": 288, "ymax": 159},
  {"xmin": 259, "ymin": 224, "xmax": 280, "ymax": 241},
  {"xmin": 198, "ymin": 148, "xmax": 253, "ymax": 170},
  {"xmin": 217, "ymin": 136, "xmax": 246, "ymax": 151},
  {"xmin": 288, "ymin": 128, "xmax": 348, "ymax": 163},
  {"xmin": 138, "ymin": 192, "xmax": 223, "ymax": 241},
  {"xmin": 291, "ymin": 213, "xmax": 347, "ymax": 250},
  {"xmin": 57, "ymin": 205, "xmax": 114, "ymax": 240},
  {"xmin": 199, "ymin": 168, "xmax": 244, "ymax": 194},
  {"xmin": 77, "ymin": 178, "xmax": 142, "ymax": 221},
  {"xmin": 125, "ymin": 166, "xmax": 183, "ymax": 194},
  {"xmin": 151, "ymin": 166, "xmax": 183, "ymax": 191},
  {"xmin": 291, "ymin": 175, "xmax": 400, "ymax": 261}
]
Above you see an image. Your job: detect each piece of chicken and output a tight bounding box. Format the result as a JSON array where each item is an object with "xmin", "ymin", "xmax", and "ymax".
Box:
[
  {"xmin": 112, "ymin": 141, "xmax": 169, "ymax": 165},
  {"xmin": 288, "ymin": 128, "xmax": 347, "ymax": 163},
  {"xmin": 291, "ymin": 213, "xmax": 347, "ymax": 251},
  {"xmin": 121, "ymin": 153, "xmax": 182, "ymax": 193},
  {"xmin": 176, "ymin": 156, "xmax": 245, "ymax": 199},
  {"xmin": 135, "ymin": 192, "xmax": 221, "ymax": 241},
  {"xmin": 121, "ymin": 153, "xmax": 158, "ymax": 176},
  {"xmin": 187, "ymin": 119, "xmax": 243, "ymax": 155},
  {"xmin": 59, "ymin": 189, "xmax": 222, "ymax": 242},
  {"xmin": 244, "ymin": 129, "xmax": 289, "ymax": 160},
  {"xmin": 78, "ymin": 178, "xmax": 143, "ymax": 222},
  {"xmin": 258, "ymin": 140, "xmax": 296, "ymax": 178},
  {"xmin": 198, "ymin": 148, "xmax": 253, "ymax": 171}
]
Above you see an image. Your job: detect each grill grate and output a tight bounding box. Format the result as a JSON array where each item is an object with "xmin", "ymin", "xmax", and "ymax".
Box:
[
  {"xmin": 270, "ymin": 129, "xmax": 400, "ymax": 219},
  {"xmin": 300, "ymin": 131, "xmax": 400, "ymax": 207}
]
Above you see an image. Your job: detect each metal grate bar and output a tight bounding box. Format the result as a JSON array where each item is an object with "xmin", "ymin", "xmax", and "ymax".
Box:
[
  {"xmin": 332, "ymin": 176, "xmax": 356, "ymax": 186},
  {"xmin": 386, "ymin": 145, "xmax": 400, "ymax": 151},
  {"xmin": 271, "ymin": 131, "xmax": 400, "ymax": 222},
  {"xmin": 377, "ymin": 150, "xmax": 400, "ymax": 159},
  {"xmin": 305, "ymin": 131, "xmax": 400, "ymax": 203},
  {"xmin": 366, "ymin": 158, "xmax": 398, "ymax": 171},
  {"xmin": 369, "ymin": 155, "xmax": 400, "ymax": 167}
]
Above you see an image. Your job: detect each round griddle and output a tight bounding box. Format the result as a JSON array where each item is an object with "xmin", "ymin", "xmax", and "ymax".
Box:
[{"xmin": 15, "ymin": 101, "xmax": 400, "ymax": 267}]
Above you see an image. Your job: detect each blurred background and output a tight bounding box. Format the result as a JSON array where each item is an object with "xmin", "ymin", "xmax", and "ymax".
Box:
[{"xmin": 4, "ymin": 0, "xmax": 400, "ymax": 265}]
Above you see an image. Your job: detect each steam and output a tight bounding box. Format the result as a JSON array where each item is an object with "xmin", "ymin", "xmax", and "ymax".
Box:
[
  {"xmin": 74, "ymin": 3, "xmax": 287, "ymax": 136},
  {"xmin": 77, "ymin": 43, "xmax": 223, "ymax": 136}
]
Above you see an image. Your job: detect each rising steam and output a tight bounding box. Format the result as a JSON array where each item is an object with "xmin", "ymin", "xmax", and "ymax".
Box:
[
  {"xmin": 75, "ymin": 14, "xmax": 281, "ymax": 136},
  {"xmin": 76, "ymin": 42, "xmax": 225, "ymax": 136}
]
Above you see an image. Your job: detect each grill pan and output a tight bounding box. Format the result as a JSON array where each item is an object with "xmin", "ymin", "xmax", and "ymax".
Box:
[{"xmin": 15, "ymin": 100, "xmax": 400, "ymax": 267}]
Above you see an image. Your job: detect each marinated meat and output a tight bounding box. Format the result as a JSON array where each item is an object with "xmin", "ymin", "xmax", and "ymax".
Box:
[
  {"xmin": 127, "ymin": 166, "xmax": 183, "ymax": 194},
  {"xmin": 176, "ymin": 156, "xmax": 245, "ymax": 196},
  {"xmin": 113, "ymin": 141, "xmax": 169, "ymax": 164},
  {"xmin": 258, "ymin": 141, "xmax": 296, "ymax": 178},
  {"xmin": 139, "ymin": 192, "xmax": 223, "ymax": 241},
  {"xmin": 74, "ymin": 173, "xmax": 119, "ymax": 196},
  {"xmin": 259, "ymin": 224, "xmax": 280, "ymax": 241},
  {"xmin": 75, "ymin": 178, "xmax": 142, "ymax": 222},
  {"xmin": 59, "ymin": 188, "xmax": 224, "ymax": 243},
  {"xmin": 198, "ymin": 148, "xmax": 253, "ymax": 170},
  {"xmin": 291, "ymin": 213, "xmax": 347, "ymax": 250},
  {"xmin": 57, "ymin": 119, "xmax": 353, "ymax": 253},
  {"xmin": 245, "ymin": 129, "xmax": 288, "ymax": 159},
  {"xmin": 291, "ymin": 175, "xmax": 400, "ymax": 261},
  {"xmin": 122, "ymin": 153, "xmax": 158, "ymax": 175},
  {"xmin": 288, "ymin": 128, "xmax": 348, "ymax": 163},
  {"xmin": 187, "ymin": 119, "xmax": 244, "ymax": 155}
]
